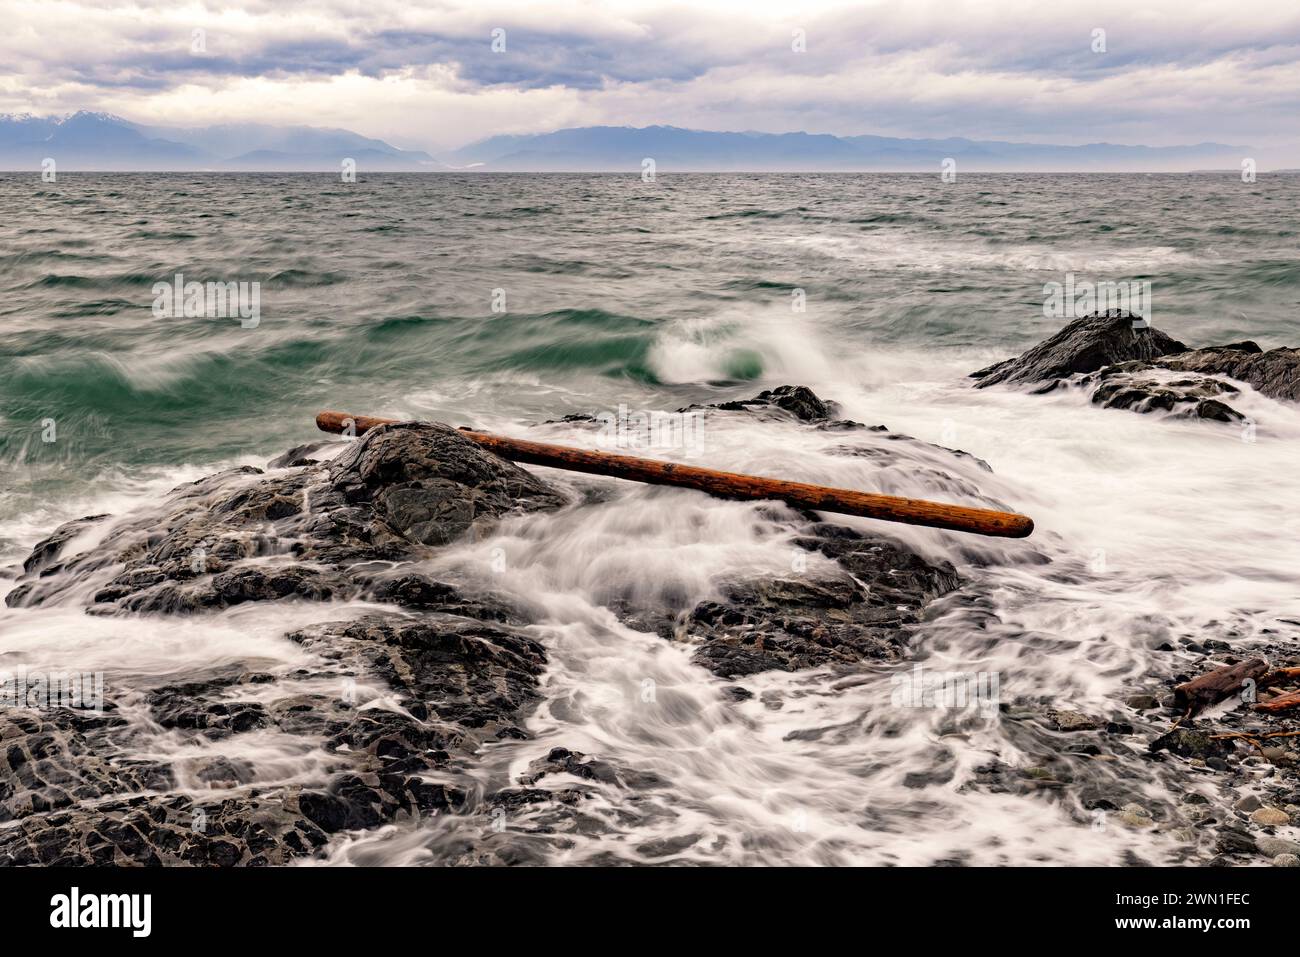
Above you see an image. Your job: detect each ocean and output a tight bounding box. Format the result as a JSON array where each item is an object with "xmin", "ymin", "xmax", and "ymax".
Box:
[{"xmin": 2, "ymin": 171, "xmax": 1299, "ymax": 865}]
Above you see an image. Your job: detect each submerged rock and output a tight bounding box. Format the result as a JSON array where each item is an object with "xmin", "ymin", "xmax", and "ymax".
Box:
[
  {"xmin": 681, "ymin": 384, "xmax": 838, "ymax": 422},
  {"xmin": 0, "ymin": 610, "xmax": 535, "ymax": 865},
  {"xmin": 1077, "ymin": 363, "xmax": 1244, "ymax": 422},
  {"xmin": 686, "ymin": 522, "xmax": 961, "ymax": 678},
  {"xmin": 1156, "ymin": 342, "xmax": 1300, "ymax": 403}
]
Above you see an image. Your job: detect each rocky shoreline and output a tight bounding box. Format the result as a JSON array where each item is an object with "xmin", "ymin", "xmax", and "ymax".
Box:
[
  {"xmin": 0, "ymin": 387, "xmax": 974, "ymax": 865},
  {"xmin": 3, "ymin": 313, "xmax": 1299, "ymax": 866},
  {"xmin": 970, "ymin": 312, "xmax": 1300, "ymax": 866},
  {"xmin": 971, "ymin": 311, "xmax": 1300, "ymax": 422}
]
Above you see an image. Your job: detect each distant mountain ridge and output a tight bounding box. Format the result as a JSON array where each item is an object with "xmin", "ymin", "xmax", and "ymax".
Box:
[
  {"xmin": 450, "ymin": 125, "xmax": 1252, "ymax": 172},
  {"xmin": 0, "ymin": 113, "xmax": 1252, "ymax": 171},
  {"xmin": 0, "ymin": 111, "xmax": 436, "ymax": 171}
]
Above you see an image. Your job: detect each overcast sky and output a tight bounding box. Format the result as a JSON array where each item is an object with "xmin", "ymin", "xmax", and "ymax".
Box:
[{"xmin": 3, "ymin": 0, "xmax": 1299, "ymax": 162}]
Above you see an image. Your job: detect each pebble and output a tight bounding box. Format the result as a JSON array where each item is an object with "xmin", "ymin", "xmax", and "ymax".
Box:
[
  {"xmin": 1257, "ymin": 836, "xmax": 1300, "ymax": 857},
  {"xmin": 1250, "ymin": 806, "xmax": 1290, "ymax": 827},
  {"xmin": 1119, "ymin": 803, "xmax": 1154, "ymax": 828},
  {"xmin": 1234, "ymin": 794, "xmax": 1263, "ymax": 813},
  {"xmin": 1272, "ymin": 853, "xmax": 1300, "ymax": 867},
  {"xmin": 1126, "ymin": 694, "xmax": 1160, "ymax": 710},
  {"xmin": 1046, "ymin": 709, "xmax": 1102, "ymax": 732}
]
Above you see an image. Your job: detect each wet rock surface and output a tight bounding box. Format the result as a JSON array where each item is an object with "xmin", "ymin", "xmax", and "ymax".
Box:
[
  {"xmin": 0, "ymin": 424, "xmax": 565, "ymax": 865},
  {"xmin": 687, "ymin": 524, "xmax": 961, "ymax": 677},
  {"xmin": 1074, "ymin": 363, "xmax": 1245, "ymax": 421},
  {"xmin": 971, "ymin": 313, "xmax": 1300, "ymax": 421},
  {"xmin": 6, "ymin": 422, "xmax": 566, "ymax": 614},
  {"xmin": 1, "ymin": 388, "xmax": 982, "ymax": 865},
  {"xmin": 991, "ymin": 617, "xmax": 1300, "ymax": 867},
  {"xmin": 1157, "ymin": 342, "xmax": 1300, "ymax": 403},
  {"xmin": 970, "ymin": 312, "xmax": 1187, "ymax": 389}
]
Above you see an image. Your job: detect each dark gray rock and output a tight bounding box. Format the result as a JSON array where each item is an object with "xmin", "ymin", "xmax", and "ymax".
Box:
[
  {"xmin": 686, "ymin": 523, "xmax": 960, "ymax": 678},
  {"xmin": 972, "ymin": 314, "xmax": 1300, "ymax": 420},
  {"xmin": 1149, "ymin": 727, "xmax": 1236, "ymax": 761},
  {"xmin": 6, "ymin": 423, "xmax": 567, "ymax": 613},
  {"xmin": 970, "ymin": 313, "xmax": 1187, "ymax": 388},
  {"xmin": 0, "ymin": 611, "xmax": 539, "ymax": 865},
  {"xmin": 0, "ymin": 423, "xmax": 573, "ymax": 865},
  {"xmin": 1156, "ymin": 342, "xmax": 1300, "ymax": 403},
  {"xmin": 0, "ymin": 389, "xmax": 997, "ymax": 865},
  {"xmin": 680, "ymin": 384, "xmax": 838, "ymax": 422},
  {"xmin": 1080, "ymin": 364, "xmax": 1245, "ymax": 421},
  {"xmin": 286, "ymin": 612, "xmax": 546, "ymax": 733}
]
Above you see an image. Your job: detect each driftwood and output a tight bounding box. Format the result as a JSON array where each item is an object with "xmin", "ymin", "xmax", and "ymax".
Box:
[
  {"xmin": 1173, "ymin": 658, "xmax": 1270, "ymax": 716},
  {"xmin": 1261, "ymin": 667, "xmax": 1300, "ymax": 689},
  {"xmin": 314, "ymin": 410, "xmax": 1035, "ymax": 539},
  {"xmin": 1255, "ymin": 690, "xmax": 1300, "ymax": 715}
]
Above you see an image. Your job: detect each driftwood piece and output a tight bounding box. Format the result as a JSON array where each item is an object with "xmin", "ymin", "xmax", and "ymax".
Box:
[
  {"xmin": 314, "ymin": 410, "xmax": 1035, "ymax": 539},
  {"xmin": 1173, "ymin": 658, "xmax": 1270, "ymax": 715},
  {"xmin": 1261, "ymin": 667, "xmax": 1300, "ymax": 689},
  {"xmin": 1255, "ymin": 690, "xmax": 1300, "ymax": 715}
]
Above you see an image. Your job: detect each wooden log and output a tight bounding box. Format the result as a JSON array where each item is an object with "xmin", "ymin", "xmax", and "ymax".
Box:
[
  {"xmin": 1255, "ymin": 690, "xmax": 1300, "ymax": 715},
  {"xmin": 1261, "ymin": 666, "xmax": 1300, "ymax": 689},
  {"xmin": 1173, "ymin": 658, "xmax": 1270, "ymax": 715},
  {"xmin": 314, "ymin": 410, "xmax": 1035, "ymax": 539}
]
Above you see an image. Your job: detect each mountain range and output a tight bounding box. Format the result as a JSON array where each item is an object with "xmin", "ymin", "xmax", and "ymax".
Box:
[
  {"xmin": 450, "ymin": 126, "xmax": 1251, "ymax": 171},
  {"xmin": 0, "ymin": 112, "xmax": 435, "ymax": 171},
  {"xmin": 0, "ymin": 112, "xmax": 1252, "ymax": 172}
]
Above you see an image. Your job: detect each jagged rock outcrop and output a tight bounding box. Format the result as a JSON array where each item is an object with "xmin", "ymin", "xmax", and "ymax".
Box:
[
  {"xmin": 0, "ymin": 423, "xmax": 566, "ymax": 865},
  {"xmin": 1073, "ymin": 363, "xmax": 1245, "ymax": 422},
  {"xmin": 1155, "ymin": 342, "xmax": 1300, "ymax": 403},
  {"xmin": 679, "ymin": 384, "xmax": 838, "ymax": 422},
  {"xmin": 5, "ymin": 422, "xmax": 567, "ymax": 613},
  {"xmin": 971, "ymin": 313, "xmax": 1299, "ymax": 421},
  {"xmin": 970, "ymin": 312, "xmax": 1186, "ymax": 389}
]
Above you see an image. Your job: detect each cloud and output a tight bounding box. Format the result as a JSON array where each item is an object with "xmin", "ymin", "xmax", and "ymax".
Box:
[{"xmin": 1, "ymin": 0, "xmax": 1298, "ymax": 162}]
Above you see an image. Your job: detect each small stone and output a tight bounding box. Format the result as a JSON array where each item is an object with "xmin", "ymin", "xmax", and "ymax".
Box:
[
  {"xmin": 1046, "ymin": 709, "xmax": 1102, "ymax": 732},
  {"xmin": 1272, "ymin": 853, "xmax": 1300, "ymax": 867},
  {"xmin": 1234, "ymin": 794, "xmax": 1262, "ymax": 813},
  {"xmin": 1250, "ymin": 806, "xmax": 1290, "ymax": 827},
  {"xmin": 1215, "ymin": 829, "xmax": 1257, "ymax": 855},
  {"xmin": 1261, "ymin": 746, "xmax": 1287, "ymax": 763},
  {"xmin": 1126, "ymin": 694, "xmax": 1160, "ymax": 710},
  {"xmin": 1183, "ymin": 793, "xmax": 1210, "ymax": 805},
  {"xmin": 1257, "ymin": 836, "xmax": 1300, "ymax": 858},
  {"xmin": 1118, "ymin": 802, "xmax": 1153, "ymax": 827}
]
